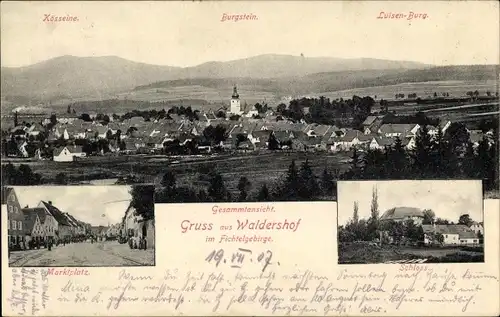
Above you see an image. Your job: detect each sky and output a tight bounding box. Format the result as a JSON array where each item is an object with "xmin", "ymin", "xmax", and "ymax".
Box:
[
  {"xmin": 12, "ymin": 186, "xmax": 133, "ymax": 226},
  {"xmin": 337, "ymin": 180, "xmax": 483, "ymax": 226},
  {"xmin": 1, "ymin": 1, "xmax": 499, "ymax": 67}
]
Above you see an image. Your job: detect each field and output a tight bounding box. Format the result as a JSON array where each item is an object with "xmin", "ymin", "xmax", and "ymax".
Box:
[
  {"xmin": 338, "ymin": 242, "xmax": 484, "ymax": 264},
  {"xmin": 3, "ymin": 79, "xmax": 496, "ymax": 115},
  {"xmin": 2, "ymin": 151, "xmax": 351, "ymax": 199},
  {"xmin": 320, "ymin": 80, "xmax": 498, "ymax": 101}
]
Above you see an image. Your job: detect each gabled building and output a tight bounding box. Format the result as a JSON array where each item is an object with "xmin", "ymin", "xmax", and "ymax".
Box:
[
  {"xmin": 5, "ymin": 188, "xmax": 26, "ymax": 249},
  {"xmin": 379, "ymin": 207, "xmax": 425, "ymax": 226},
  {"xmin": 38, "ymin": 200, "xmax": 73, "ymax": 242},
  {"xmin": 22, "ymin": 208, "xmax": 46, "ymax": 245},
  {"xmin": 53, "ymin": 145, "xmax": 86, "ymax": 162},
  {"xmin": 422, "ymin": 224, "xmax": 479, "ymax": 245}
]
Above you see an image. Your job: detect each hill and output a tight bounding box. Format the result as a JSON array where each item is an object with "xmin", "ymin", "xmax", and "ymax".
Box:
[
  {"xmin": 1, "ymin": 54, "xmax": 428, "ymax": 102},
  {"xmin": 134, "ymin": 65, "xmax": 499, "ymax": 97},
  {"xmin": 1, "ymin": 55, "xmax": 182, "ymax": 102}
]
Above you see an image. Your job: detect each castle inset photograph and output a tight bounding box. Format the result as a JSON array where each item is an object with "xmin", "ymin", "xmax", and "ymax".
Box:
[{"xmin": 337, "ymin": 180, "xmax": 484, "ymax": 264}]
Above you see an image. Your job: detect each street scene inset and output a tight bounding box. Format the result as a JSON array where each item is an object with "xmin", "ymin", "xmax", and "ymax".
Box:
[{"xmin": 3, "ymin": 185, "xmax": 155, "ymax": 267}]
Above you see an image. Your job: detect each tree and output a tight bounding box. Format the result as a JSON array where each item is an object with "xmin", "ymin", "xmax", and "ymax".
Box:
[
  {"xmin": 50, "ymin": 114, "xmax": 57, "ymax": 126},
  {"xmin": 435, "ymin": 218, "xmax": 450, "ymax": 225},
  {"xmin": 235, "ymin": 133, "xmax": 247, "ymax": 147},
  {"xmin": 268, "ymin": 133, "xmax": 279, "ymax": 150},
  {"xmin": 413, "ymin": 124, "xmax": 432, "ymax": 176},
  {"xmin": 103, "ymin": 115, "xmax": 110, "ymax": 125},
  {"xmin": 276, "ymin": 103, "xmax": 287, "ymax": 114},
  {"xmin": 129, "ymin": 185, "xmax": 154, "ymax": 220},
  {"xmin": 105, "ymin": 129, "xmax": 114, "ymax": 140},
  {"xmin": 422, "ymin": 209, "xmax": 435, "ymax": 225},
  {"xmin": 208, "ymin": 173, "xmax": 229, "ymax": 202},
  {"xmin": 80, "ymin": 113, "xmax": 92, "ymax": 122},
  {"xmin": 161, "ymin": 171, "xmax": 176, "ymax": 188},
  {"xmin": 257, "ymin": 184, "xmax": 270, "ymax": 201},
  {"xmin": 55, "ymin": 173, "xmax": 68, "ymax": 185},
  {"xmin": 115, "ymin": 129, "xmax": 122, "ymax": 142},
  {"xmin": 352, "ymin": 201, "xmax": 359, "ymax": 224},
  {"xmin": 279, "ymin": 160, "xmax": 300, "ymax": 200},
  {"xmin": 237, "ymin": 176, "xmax": 251, "ymax": 201},
  {"xmin": 389, "ymin": 221, "xmax": 405, "ymax": 245},
  {"xmin": 297, "ymin": 159, "xmax": 319, "ymax": 200},
  {"xmin": 367, "ymin": 186, "xmax": 379, "ymax": 240},
  {"xmin": 320, "ymin": 167, "xmax": 334, "ymax": 196},
  {"xmin": 458, "ymin": 214, "xmax": 473, "ymax": 227}
]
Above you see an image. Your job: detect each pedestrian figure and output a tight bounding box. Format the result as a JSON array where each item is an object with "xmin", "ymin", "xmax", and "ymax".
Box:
[{"xmin": 48, "ymin": 239, "xmax": 52, "ymax": 251}]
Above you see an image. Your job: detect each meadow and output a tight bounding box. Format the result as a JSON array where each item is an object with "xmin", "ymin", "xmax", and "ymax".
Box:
[{"xmin": 1, "ymin": 151, "xmax": 350, "ymax": 199}]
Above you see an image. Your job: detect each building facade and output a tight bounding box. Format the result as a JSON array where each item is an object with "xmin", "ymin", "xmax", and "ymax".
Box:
[{"xmin": 5, "ymin": 188, "xmax": 25, "ymax": 249}]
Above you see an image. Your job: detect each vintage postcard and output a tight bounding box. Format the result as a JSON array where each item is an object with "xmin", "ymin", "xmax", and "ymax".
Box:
[{"xmin": 1, "ymin": 0, "xmax": 499, "ymax": 316}]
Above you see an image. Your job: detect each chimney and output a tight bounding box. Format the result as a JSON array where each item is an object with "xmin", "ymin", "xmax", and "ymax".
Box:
[{"xmin": 48, "ymin": 201, "xmax": 53, "ymax": 205}]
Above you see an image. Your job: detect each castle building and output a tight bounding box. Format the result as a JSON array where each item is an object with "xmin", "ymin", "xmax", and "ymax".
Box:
[{"xmin": 230, "ymin": 86, "xmax": 242, "ymax": 115}]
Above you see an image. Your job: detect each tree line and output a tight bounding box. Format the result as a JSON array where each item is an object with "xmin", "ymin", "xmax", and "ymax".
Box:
[
  {"xmin": 154, "ymin": 159, "xmax": 337, "ymax": 203},
  {"xmin": 344, "ymin": 123, "xmax": 498, "ymax": 193}
]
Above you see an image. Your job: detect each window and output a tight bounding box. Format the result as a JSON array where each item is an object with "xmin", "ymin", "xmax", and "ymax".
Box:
[
  {"xmin": 12, "ymin": 221, "xmax": 17, "ymax": 230},
  {"xmin": 8, "ymin": 206, "xmax": 13, "ymax": 213},
  {"xmin": 14, "ymin": 207, "xmax": 18, "ymax": 213},
  {"xmin": 18, "ymin": 221, "xmax": 22, "ymax": 230}
]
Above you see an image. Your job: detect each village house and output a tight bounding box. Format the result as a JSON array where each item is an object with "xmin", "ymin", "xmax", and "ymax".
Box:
[
  {"xmin": 5, "ymin": 188, "xmax": 26, "ymax": 249},
  {"xmin": 37, "ymin": 200, "xmax": 73, "ymax": 243},
  {"xmin": 469, "ymin": 222, "xmax": 484, "ymax": 235},
  {"xmin": 378, "ymin": 124, "xmax": 418, "ymax": 138},
  {"xmin": 23, "ymin": 208, "xmax": 47, "ymax": 247},
  {"xmin": 123, "ymin": 204, "xmax": 141, "ymax": 239},
  {"xmin": 422, "ymin": 224, "xmax": 479, "ymax": 246},
  {"xmin": 53, "ymin": 145, "xmax": 86, "ymax": 162}
]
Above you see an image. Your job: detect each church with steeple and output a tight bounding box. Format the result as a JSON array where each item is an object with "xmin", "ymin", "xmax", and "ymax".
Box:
[{"xmin": 230, "ymin": 86, "xmax": 242, "ymax": 115}]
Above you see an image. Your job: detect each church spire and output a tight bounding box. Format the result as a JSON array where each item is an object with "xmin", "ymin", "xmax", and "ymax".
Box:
[{"xmin": 232, "ymin": 85, "xmax": 239, "ymax": 99}]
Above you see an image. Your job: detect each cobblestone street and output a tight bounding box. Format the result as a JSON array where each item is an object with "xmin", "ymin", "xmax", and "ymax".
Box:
[{"xmin": 9, "ymin": 241, "xmax": 154, "ymax": 267}]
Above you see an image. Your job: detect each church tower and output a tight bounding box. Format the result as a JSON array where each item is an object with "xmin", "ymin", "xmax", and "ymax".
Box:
[{"xmin": 230, "ymin": 86, "xmax": 242, "ymax": 115}]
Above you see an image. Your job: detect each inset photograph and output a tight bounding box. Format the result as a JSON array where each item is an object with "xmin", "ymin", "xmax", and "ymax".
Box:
[
  {"xmin": 3, "ymin": 185, "xmax": 155, "ymax": 267},
  {"xmin": 337, "ymin": 180, "xmax": 484, "ymax": 264}
]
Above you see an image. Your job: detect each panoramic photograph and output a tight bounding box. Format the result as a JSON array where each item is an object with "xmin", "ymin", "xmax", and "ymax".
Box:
[
  {"xmin": 3, "ymin": 185, "xmax": 155, "ymax": 267},
  {"xmin": 0, "ymin": 2, "xmax": 498, "ymax": 203},
  {"xmin": 337, "ymin": 180, "xmax": 484, "ymax": 264}
]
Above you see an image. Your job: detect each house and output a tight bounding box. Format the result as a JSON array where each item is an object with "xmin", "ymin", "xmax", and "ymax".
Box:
[
  {"xmin": 330, "ymin": 130, "xmax": 371, "ymax": 152},
  {"xmin": 38, "ymin": 200, "xmax": 73, "ymax": 242},
  {"xmin": 369, "ymin": 136, "xmax": 409, "ymax": 151},
  {"xmin": 17, "ymin": 140, "xmax": 29, "ymax": 157},
  {"xmin": 422, "ymin": 224, "xmax": 479, "ymax": 245},
  {"xmin": 379, "ymin": 207, "xmax": 425, "ymax": 226},
  {"xmin": 236, "ymin": 139, "xmax": 255, "ymax": 152},
  {"xmin": 469, "ymin": 222, "xmax": 484, "ymax": 235},
  {"xmin": 369, "ymin": 136, "xmax": 395, "ymax": 150},
  {"xmin": 53, "ymin": 125, "xmax": 70, "ymax": 140},
  {"xmin": 5, "ymin": 188, "xmax": 26, "ymax": 249},
  {"xmin": 248, "ymin": 130, "xmax": 272, "ymax": 147},
  {"xmin": 26, "ymin": 123, "xmax": 44, "ymax": 137},
  {"xmin": 53, "ymin": 145, "xmax": 86, "ymax": 162},
  {"xmin": 22, "ymin": 208, "xmax": 47, "ymax": 246},
  {"xmin": 122, "ymin": 204, "xmax": 142, "ymax": 238},
  {"xmin": 378, "ymin": 124, "xmax": 418, "ymax": 138},
  {"xmin": 469, "ymin": 131, "xmax": 484, "ymax": 148},
  {"xmin": 362, "ymin": 116, "xmax": 378, "ymax": 129},
  {"xmin": 138, "ymin": 219, "xmax": 155, "ymax": 249}
]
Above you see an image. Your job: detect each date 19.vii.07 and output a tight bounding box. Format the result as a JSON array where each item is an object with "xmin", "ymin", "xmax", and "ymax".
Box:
[{"xmin": 205, "ymin": 248, "xmax": 278, "ymax": 272}]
